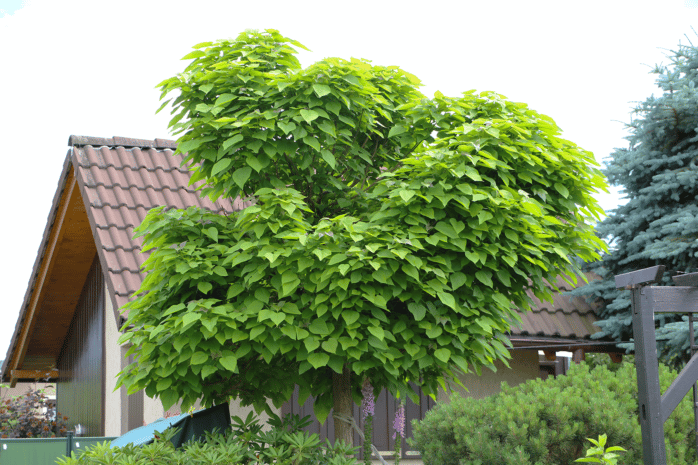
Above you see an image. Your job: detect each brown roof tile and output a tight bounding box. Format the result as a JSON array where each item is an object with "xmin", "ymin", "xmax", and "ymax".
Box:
[
  {"xmin": 70, "ymin": 136, "xmax": 246, "ymax": 318},
  {"xmin": 511, "ymin": 273, "xmax": 601, "ymax": 340},
  {"xmin": 70, "ymin": 135, "xmax": 600, "ymax": 339}
]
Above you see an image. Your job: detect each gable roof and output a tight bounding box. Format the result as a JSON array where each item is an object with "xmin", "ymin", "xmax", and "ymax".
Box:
[
  {"xmin": 1, "ymin": 135, "xmax": 604, "ymax": 386},
  {"xmin": 1, "ymin": 136, "xmax": 245, "ymax": 385},
  {"xmin": 70, "ymin": 135, "xmax": 248, "ymax": 316}
]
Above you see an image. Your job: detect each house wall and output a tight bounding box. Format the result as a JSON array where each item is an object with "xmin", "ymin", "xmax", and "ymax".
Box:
[
  {"xmin": 437, "ymin": 349, "xmax": 540, "ymax": 402},
  {"xmin": 0, "ymin": 383, "xmax": 54, "ymax": 400},
  {"xmin": 104, "ymin": 285, "xmax": 122, "ymax": 436},
  {"xmin": 56, "ymin": 256, "xmax": 105, "ymax": 437},
  {"xmin": 103, "ymin": 282, "xmax": 280, "ymax": 431}
]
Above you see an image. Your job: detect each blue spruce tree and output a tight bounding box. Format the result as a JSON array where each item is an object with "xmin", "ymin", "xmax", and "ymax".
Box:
[{"xmin": 578, "ymin": 39, "xmax": 698, "ymax": 366}]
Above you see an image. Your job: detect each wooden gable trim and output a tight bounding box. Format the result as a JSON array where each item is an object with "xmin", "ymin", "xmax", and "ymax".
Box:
[
  {"xmin": 7, "ymin": 170, "xmax": 77, "ymax": 387},
  {"xmin": 11, "ymin": 369, "xmax": 59, "ymax": 381}
]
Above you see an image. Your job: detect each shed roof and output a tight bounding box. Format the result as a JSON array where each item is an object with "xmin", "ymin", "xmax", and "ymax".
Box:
[
  {"xmin": 515, "ymin": 273, "xmax": 600, "ymax": 339},
  {"xmin": 1, "ymin": 135, "xmax": 605, "ymax": 385}
]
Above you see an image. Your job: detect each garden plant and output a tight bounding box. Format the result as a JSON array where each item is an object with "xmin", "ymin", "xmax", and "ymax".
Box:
[
  {"xmin": 0, "ymin": 382, "xmax": 69, "ymax": 439},
  {"xmin": 56, "ymin": 412, "xmax": 357, "ymax": 465},
  {"xmin": 116, "ymin": 29, "xmax": 607, "ymax": 443},
  {"xmin": 411, "ymin": 359, "xmax": 696, "ymax": 465}
]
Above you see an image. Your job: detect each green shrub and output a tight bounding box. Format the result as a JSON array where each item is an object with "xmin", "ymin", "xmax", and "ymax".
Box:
[
  {"xmin": 411, "ymin": 361, "xmax": 696, "ymax": 465},
  {"xmin": 57, "ymin": 412, "xmax": 357, "ymax": 465},
  {"xmin": 0, "ymin": 383, "xmax": 68, "ymax": 438}
]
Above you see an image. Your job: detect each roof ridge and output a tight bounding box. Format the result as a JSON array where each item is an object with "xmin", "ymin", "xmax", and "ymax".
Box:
[
  {"xmin": 528, "ymin": 307, "xmax": 597, "ymax": 316},
  {"xmin": 102, "ymin": 245, "xmax": 141, "ymax": 252},
  {"xmin": 69, "ymin": 135, "xmax": 177, "ymax": 149},
  {"xmin": 95, "ymin": 223, "xmax": 135, "ymax": 230},
  {"xmin": 90, "ymin": 204, "xmax": 232, "ymax": 214},
  {"xmin": 84, "ymin": 182, "xmax": 202, "ymax": 193},
  {"xmin": 77, "ymin": 162, "xmax": 189, "ymax": 174},
  {"xmin": 106, "ymin": 268, "xmax": 143, "ymax": 275}
]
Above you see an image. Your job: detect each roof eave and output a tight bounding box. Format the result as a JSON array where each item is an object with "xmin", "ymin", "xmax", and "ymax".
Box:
[{"xmin": 1, "ymin": 152, "xmax": 74, "ymax": 385}]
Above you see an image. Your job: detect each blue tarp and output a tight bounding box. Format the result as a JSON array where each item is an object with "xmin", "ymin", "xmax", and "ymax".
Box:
[{"xmin": 110, "ymin": 403, "xmax": 230, "ymax": 448}]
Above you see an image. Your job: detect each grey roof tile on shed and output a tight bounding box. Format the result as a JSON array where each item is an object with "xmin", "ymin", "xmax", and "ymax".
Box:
[{"xmin": 70, "ymin": 136, "xmax": 248, "ymax": 317}]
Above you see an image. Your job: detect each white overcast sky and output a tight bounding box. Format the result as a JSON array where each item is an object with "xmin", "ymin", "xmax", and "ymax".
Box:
[{"xmin": 1, "ymin": 0, "xmax": 697, "ymax": 360}]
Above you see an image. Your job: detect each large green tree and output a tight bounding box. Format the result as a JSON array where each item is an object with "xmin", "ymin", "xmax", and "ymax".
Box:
[
  {"xmin": 117, "ymin": 29, "xmax": 606, "ymax": 444},
  {"xmin": 575, "ymin": 40, "xmax": 698, "ymax": 366}
]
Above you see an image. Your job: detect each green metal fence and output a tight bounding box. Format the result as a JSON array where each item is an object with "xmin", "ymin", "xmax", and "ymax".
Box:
[{"xmin": 0, "ymin": 436, "xmax": 115, "ymax": 465}]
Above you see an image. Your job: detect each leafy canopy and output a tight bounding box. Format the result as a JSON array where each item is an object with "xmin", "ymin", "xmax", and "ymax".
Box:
[{"xmin": 117, "ymin": 29, "xmax": 607, "ymax": 421}]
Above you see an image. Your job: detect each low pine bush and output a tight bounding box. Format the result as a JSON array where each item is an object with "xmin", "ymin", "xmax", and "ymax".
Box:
[
  {"xmin": 411, "ymin": 360, "xmax": 697, "ymax": 465},
  {"xmin": 57, "ymin": 412, "xmax": 358, "ymax": 465}
]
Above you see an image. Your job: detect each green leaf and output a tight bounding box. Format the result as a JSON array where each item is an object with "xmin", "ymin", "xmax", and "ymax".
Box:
[
  {"xmin": 388, "ymin": 125, "xmax": 407, "ymax": 138},
  {"xmin": 223, "ymin": 134, "xmax": 244, "ymax": 150},
  {"xmin": 313, "ymin": 395, "xmax": 332, "ymax": 425},
  {"xmin": 303, "ymin": 136, "xmax": 322, "ymax": 152},
  {"xmin": 450, "ymin": 272, "xmax": 467, "ymax": 290},
  {"xmin": 368, "ymin": 326, "xmax": 384, "ymax": 340},
  {"xmin": 402, "ymin": 263, "xmax": 419, "ymax": 281},
  {"xmin": 342, "ymin": 311, "xmax": 360, "ymax": 325},
  {"xmin": 437, "ymin": 291, "xmax": 456, "ymax": 310},
  {"xmin": 220, "ymin": 355, "xmax": 238, "ymax": 371},
  {"xmin": 322, "ymin": 339, "xmax": 338, "ymax": 353},
  {"xmin": 313, "ymin": 84, "xmax": 332, "ymax": 97},
  {"xmin": 326, "ymin": 101, "xmax": 341, "ymax": 115},
  {"xmin": 182, "ymin": 50, "xmax": 206, "ymax": 60},
  {"xmin": 181, "ymin": 312, "xmax": 201, "ymax": 330},
  {"xmin": 434, "ymin": 348, "xmax": 451, "ymax": 363},
  {"xmin": 475, "ymin": 270, "xmax": 493, "ymax": 287},
  {"xmin": 318, "ymin": 121, "xmax": 336, "ymax": 137},
  {"xmin": 247, "ymin": 156, "xmax": 265, "ymax": 172},
  {"xmin": 214, "ymin": 93, "xmax": 236, "ymax": 107},
  {"xmin": 309, "ymin": 319, "xmax": 330, "ymax": 335},
  {"xmin": 191, "ymin": 351, "xmax": 208, "ymax": 365},
  {"xmin": 211, "ymin": 158, "xmax": 232, "ymax": 176},
  {"xmin": 233, "ymin": 167, "xmax": 252, "ymax": 189},
  {"xmin": 399, "ymin": 190, "xmax": 415, "ymax": 202},
  {"xmin": 320, "ymin": 149, "xmax": 336, "ymax": 169},
  {"xmin": 308, "ymin": 352, "xmax": 330, "ymax": 369},
  {"xmin": 156, "ymin": 378, "xmax": 172, "ymax": 392},
  {"xmin": 270, "ymin": 312, "xmax": 286, "ymax": 325},
  {"xmin": 278, "ymin": 121, "xmax": 297, "ymax": 134},
  {"xmin": 554, "ymin": 182, "xmax": 569, "ymax": 198},
  {"xmin": 198, "ymin": 282, "xmax": 213, "ymax": 294},
  {"xmin": 213, "ymin": 265, "xmax": 227, "ymax": 276},
  {"xmin": 178, "ymin": 138, "xmax": 206, "ymax": 153},
  {"xmin": 300, "ymin": 109, "xmax": 319, "ymax": 123},
  {"xmin": 408, "ymin": 302, "xmax": 426, "ymax": 321}
]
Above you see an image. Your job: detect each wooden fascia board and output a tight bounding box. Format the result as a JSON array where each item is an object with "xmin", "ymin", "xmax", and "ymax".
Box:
[
  {"xmin": 8, "ymin": 169, "xmax": 77, "ymax": 387},
  {"xmin": 11, "ymin": 369, "xmax": 59, "ymax": 381}
]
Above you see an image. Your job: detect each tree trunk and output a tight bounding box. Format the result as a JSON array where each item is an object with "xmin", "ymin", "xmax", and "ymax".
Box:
[{"xmin": 332, "ymin": 365, "xmax": 353, "ymax": 446}]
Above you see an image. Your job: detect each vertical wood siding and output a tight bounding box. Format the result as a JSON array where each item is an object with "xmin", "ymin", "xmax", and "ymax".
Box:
[
  {"xmin": 282, "ymin": 383, "xmax": 434, "ymax": 458},
  {"xmin": 57, "ymin": 256, "xmax": 105, "ymax": 436}
]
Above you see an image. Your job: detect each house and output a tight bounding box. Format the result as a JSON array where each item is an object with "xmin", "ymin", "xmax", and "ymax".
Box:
[{"xmin": 1, "ymin": 136, "xmax": 615, "ymax": 450}]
